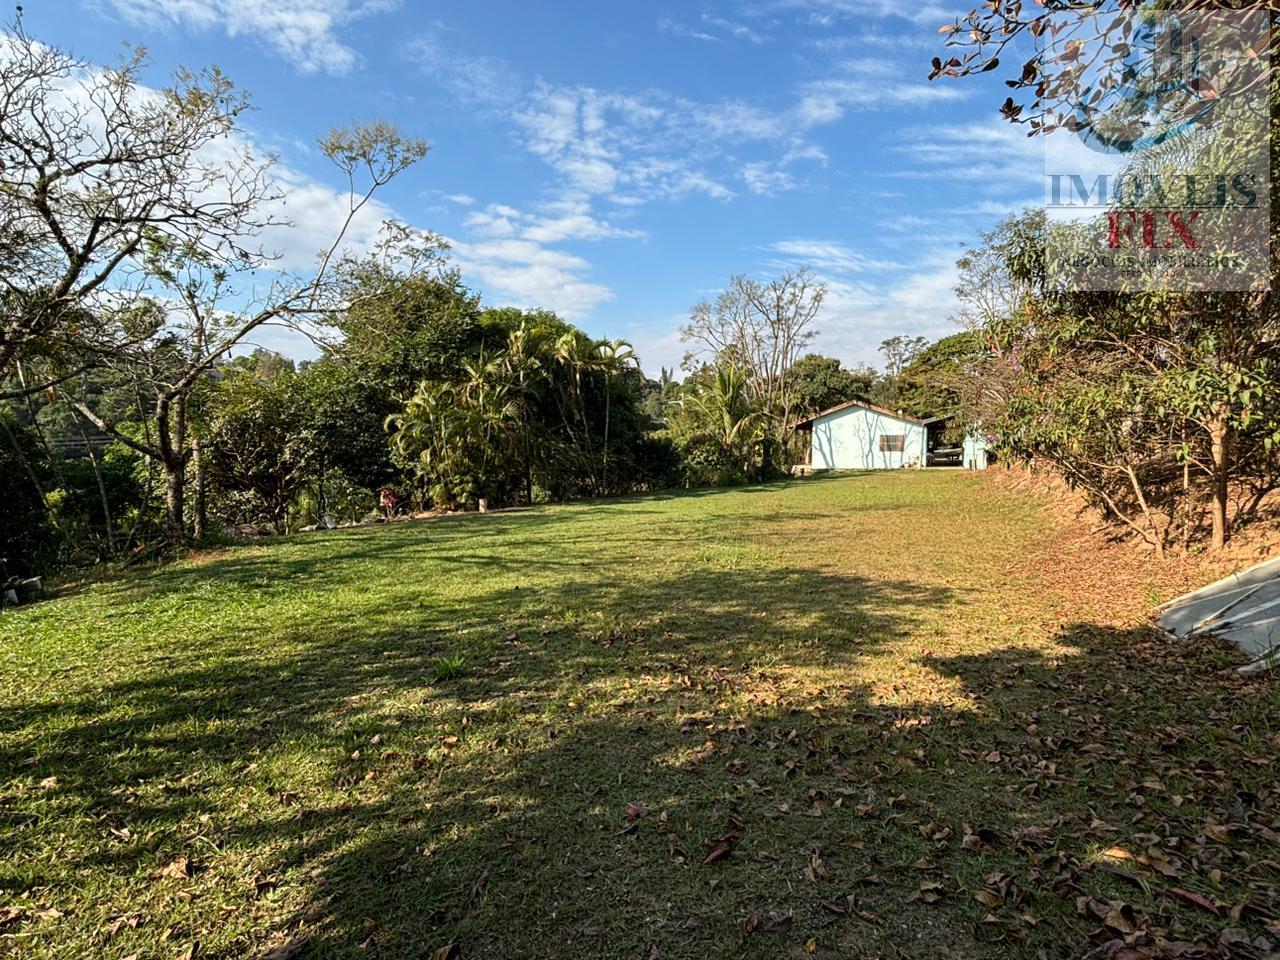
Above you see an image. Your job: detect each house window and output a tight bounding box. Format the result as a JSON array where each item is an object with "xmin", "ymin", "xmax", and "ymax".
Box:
[{"xmin": 879, "ymin": 434, "xmax": 905, "ymax": 453}]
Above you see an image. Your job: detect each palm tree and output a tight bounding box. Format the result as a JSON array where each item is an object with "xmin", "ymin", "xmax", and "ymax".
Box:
[
  {"xmin": 554, "ymin": 330, "xmax": 600, "ymax": 491},
  {"xmin": 594, "ymin": 338, "xmax": 636, "ymax": 492},
  {"xmin": 684, "ymin": 363, "xmax": 765, "ymax": 473},
  {"xmin": 501, "ymin": 321, "xmax": 545, "ymax": 504},
  {"xmin": 460, "ymin": 355, "xmax": 520, "ymax": 499}
]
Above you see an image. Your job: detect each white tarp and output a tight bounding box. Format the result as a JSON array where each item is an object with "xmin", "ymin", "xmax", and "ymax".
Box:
[{"xmin": 1157, "ymin": 555, "xmax": 1280, "ymax": 673}]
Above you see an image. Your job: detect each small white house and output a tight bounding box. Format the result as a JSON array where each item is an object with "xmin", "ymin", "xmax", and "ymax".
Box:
[
  {"xmin": 795, "ymin": 401, "xmax": 990, "ymax": 471},
  {"xmin": 795, "ymin": 400, "xmax": 926, "ymax": 470}
]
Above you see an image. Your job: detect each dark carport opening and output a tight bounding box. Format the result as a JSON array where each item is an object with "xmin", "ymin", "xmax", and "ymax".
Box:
[{"xmin": 924, "ymin": 417, "xmax": 962, "ymax": 467}]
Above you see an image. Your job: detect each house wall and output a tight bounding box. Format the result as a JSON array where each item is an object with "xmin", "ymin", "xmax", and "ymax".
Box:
[
  {"xmin": 962, "ymin": 434, "xmax": 990, "ymax": 470},
  {"xmin": 809, "ymin": 407, "xmax": 926, "ymax": 470}
]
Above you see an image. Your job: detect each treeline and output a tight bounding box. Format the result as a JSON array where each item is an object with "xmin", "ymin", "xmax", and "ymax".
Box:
[
  {"xmin": 2, "ymin": 289, "xmax": 674, "ymax": 574},
  {"xmin": 5, "ymin": 247, "xmax": 958, "ymax": 578},
  {"xmin": 950, "ymin": 209, "xmax": 1280, "ymax": 556},
  {"xmin": 929, "ymin": 2, "xmax": 1280, "ymax": 556},
  {"xmin": 0, "ymin": 16, "xmax": 974, "ymax": 582}
]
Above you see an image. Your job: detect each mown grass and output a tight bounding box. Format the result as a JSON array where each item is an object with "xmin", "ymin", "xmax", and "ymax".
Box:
[{"xmin": 2, "ymin": 472, "xmax": 1277, "ymax": 959}]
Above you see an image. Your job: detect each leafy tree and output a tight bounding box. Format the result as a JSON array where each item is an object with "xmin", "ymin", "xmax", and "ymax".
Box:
[
  {"xmin": 873, "ymin": 335, "xmax": 929, "ymax": 408},
  {"xmin": 59, "ymin": 131, "xmax": 427, "ymax": 544},
  {"xmin": 668, "ymin": 363, "xmax": 766, "ymax": 486},
  {"xmin": 0, "ymin": 18, "xmax": 272, "ymax": 394},
  {"xmin": 953, "ymin": 212, "xmax": 1043, "ymax": 331},
  {"xmin": 595, "ymin": 339, "xmax": 638, "ymax": 492},
  {"xmin": 387, "ymin": 375, "xmax": 519, "ymax": 510},
  {"xmin": 204, "ymin": 366, "xmax": 316, "ymax": 533},
  {"xmin": 898, "ymin": 332, "xmax": 987, "ymax": 421},
  {"xmin": 933, "ymin": 7, "xmax": 1280, "ymax": 550},
  {"xmin": 333, "ymin": 258, "xmax": 481, "ymax": 398},
  {"xmin": 787, "ymin": 354, "xmax": 874, "ymax": 416},
  {"xmin": 0, "ymin": 408, "xmax": 56, "ymax": 577},
  {"xmin": 682, "ymin": 269, "xmax": 825, "ymax": 453},
  {"xmin": 296, "ymin": 359, "xmax": 396, "ymax": 494}
]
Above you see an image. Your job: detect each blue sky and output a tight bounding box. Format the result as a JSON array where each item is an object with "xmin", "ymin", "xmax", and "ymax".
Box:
[{"xmin": 35, "ymin": 1, "xmax": 1043, "ymax": 374}]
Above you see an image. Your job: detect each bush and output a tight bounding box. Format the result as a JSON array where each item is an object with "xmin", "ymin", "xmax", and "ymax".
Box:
[
  {"xmin": 48, "ymin": 444, "xmax": 147, "ymax": 554},
  {"xmin": 679, "ymin": 433, "xmax": 748, "ymax": 488},
  {"xmin": 629, "ymin": 434, "xmax": 683, "ymax": 490},
  {"xmin": 0, "ymin": 411, "xmax": 57, "ymax": 578}
]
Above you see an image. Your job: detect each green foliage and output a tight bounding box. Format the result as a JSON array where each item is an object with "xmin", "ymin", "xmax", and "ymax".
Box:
[
  {"xmin": 387, "ymin": 371, "xmax": 520, "ymax": 511},
  {"xmin": 786, "ymin": 354, "xmax": 874, "ymax": 416},
  {"xmin": 0, "ymin": 409, "xmax": 56, "ymax": 578},
  {"xmin": 971, "ymin": 211, "xmax": 1280, "ymax": 552},
  {"xmin": 204, "ymin": 363, "xmax": 318, "ymax": 532},
  {"xmin": 47, "ymin": 444, "xmax": 147, "ymax": 553},
  {"xmin": 897, "ymin": 331, "xmax": 986, "ymax": 421},
  {"xmin": 432, "ymin": 654, "xmax": 468, "ymax": 682},
  {"xmin": 385, "ymin": 311, "xmax": 662, "ymax": 509},
  {"xmin": 334, "ymin": 270, "xmax": 484, "ymax": 397},
  {"xmin": 668, "ymin": 363, "xmax": 769, "ymax": 485},
  {"xmin": 297, "ymin": 359, "xmax": 396, "ymax": 492}
]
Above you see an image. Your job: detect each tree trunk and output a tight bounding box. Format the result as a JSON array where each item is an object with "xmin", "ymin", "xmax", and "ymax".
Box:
[
  {"xmin": 157, "ymin": 394, "xmax": 189, "ymax": 546},
  {"xmin": 163, "ymin": 458, "xmax": 186, "ymax": 545},
  {"xmin": 519, "ymin": 372, "xmax": 533, "ymax": 505},
  {"xmin": 192, "ymin": 437, "xmax": 206, "ymax": 542},
  {"xmin": 602, "ymin": 375, "xmax": 611, "ymax": 494},
  {"xmin": 574, "ymin": 370, "xmax": 597, "ymax": 492},
  {"xmin": 83, "ymin": 433, "xmax": 116, "ymax": 557},
  {"xmin": 1208, "ymin": 415, "xmax": 1230, "ymax": 550}
]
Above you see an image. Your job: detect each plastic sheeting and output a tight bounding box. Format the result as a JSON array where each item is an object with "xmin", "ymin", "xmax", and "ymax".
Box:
[{"xmin": 1157, "ymin": 555, "xmax": 1280, "ymax": 673}]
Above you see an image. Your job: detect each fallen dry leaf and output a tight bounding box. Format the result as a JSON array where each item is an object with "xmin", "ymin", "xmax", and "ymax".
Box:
[
  {"xmin": 158, "ymin": 857, "xmax": 192, "ymax": 880},
  {"xmin": 975, "ymin": 888, "xmax": 1003, "ymax": 908},
  {"xmin": 1165, "ymin": 887, "xmax": 1219, "ymax": 916},
  {"xmin": 263, "ymin": 938, "xmax": 311, "ymax": 960},
  {"xmin": 702, "ymin": 833, "xmax": 737, "ymax": 865},
  {"xmin": 742, "ymin": 912, "xmax": 792, "ymax": 934},
  {"xmin": 908, "ymin": 879, "xmax": 944, "ymax": 904}
]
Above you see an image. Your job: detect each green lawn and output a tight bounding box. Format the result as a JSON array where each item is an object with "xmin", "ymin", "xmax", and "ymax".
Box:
[{"xmin": 2, "ymin": 472, "xmax": 1277, "ymax": 959}]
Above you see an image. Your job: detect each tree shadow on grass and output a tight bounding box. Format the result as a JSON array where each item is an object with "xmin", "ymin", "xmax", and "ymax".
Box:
[
  {"xmin": 6, "ymin": 558, "xmax": 1277, "ymax": 959},
  {"xmin": 243, "ymin": 621, "xmax": 1280, "ymax": 960},
  {"xmin": 0, "ymin": 561, "xmax": 960, "ymax": 958}
]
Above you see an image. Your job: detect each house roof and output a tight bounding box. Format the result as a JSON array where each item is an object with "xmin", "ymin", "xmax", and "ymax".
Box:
[{"xmin": 793, "ymin": 399, "xmax": 926, "ymax": 429}]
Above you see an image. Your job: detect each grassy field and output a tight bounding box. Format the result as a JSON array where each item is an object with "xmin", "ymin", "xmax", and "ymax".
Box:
[{"xmin": 2, "ymin": 472, "xmax": 1278, "ymax": 959}]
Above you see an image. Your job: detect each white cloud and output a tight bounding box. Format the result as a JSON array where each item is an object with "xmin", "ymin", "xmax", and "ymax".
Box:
[
  {"xmin": 657, "ymin": 17, "xmax": 720, "ymax": 43},
  {"xmin": 742, "ymin": 161, "xmax": 795, "ymax": 195},
  {"xmin": 765, "ymin": 239, "xmax": 897, "ymax": 275},
  {"xmin": 702, "ymin": 14, "xmax": 769, "ymax": 44},
  {"xmin": 449, "ymin": 236, "xmax": 614, "ymax": 320},
  {"xmin": 794, "ymin": 60, "xmax": 969, "ymax": 129},
  {"xmin": 259, "ymin": 173, "xmax": 396, "ymax": 271},
  {"xmin": 442, "ymin": 196, "xmax": 642, "ymax": 321},
  {"xmin": 98, "ymin": 0, "xmax": 399, "ymax": 74},
  {"xmin": 880, "ymin": 213, "xmax": 939, "ymax": 233},
  {"xmin": 622, "ymin": 320, "xmax": 687, "ymax": 378},
  {"xmin": 772, "ymin": 0, "xmax": 954, "ymax": 28},
  {"xmin": 691, "ymin": 100, "xmax": 787, "ymax": 141},
  {"xmin": 893, "ymin": 119, "xmax": 1043, "ymax": 189},
  {"xmin": 763, "ymin": 239, "xmax": 963, "ymax": 368},
  {"xmin": 445, "ymin": 193, "xmax": 475, "ymax": 205},
  {"xmin": 463, "ymin": 199, "xmax": 644, "ymax": 245},
  {"xmin": 659, "ymin": 14, "xmax": 771, "ymax": 45},
  {"xmin": 407, "ymin": 30, "xmax": 937, "ymax": 210}
]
